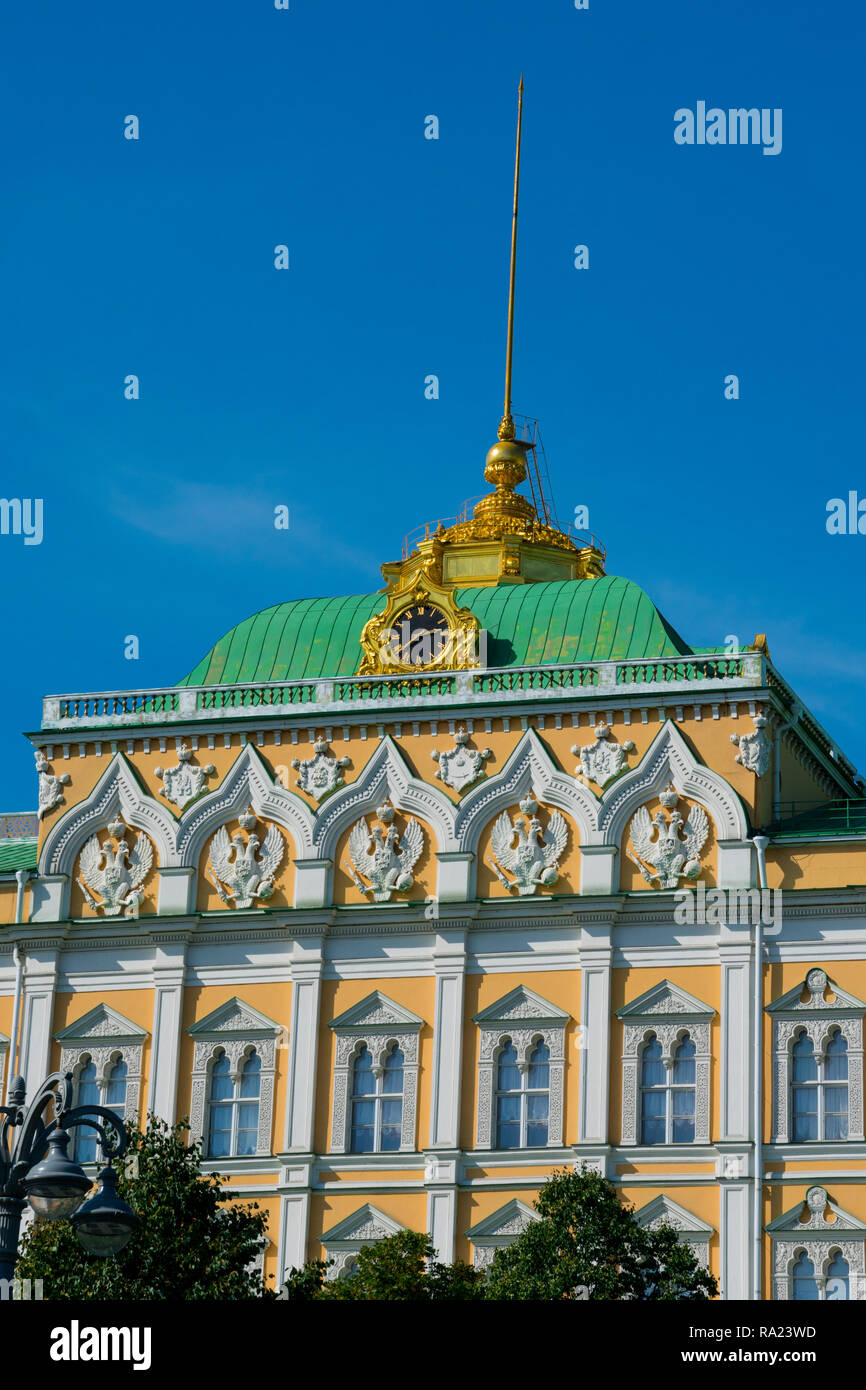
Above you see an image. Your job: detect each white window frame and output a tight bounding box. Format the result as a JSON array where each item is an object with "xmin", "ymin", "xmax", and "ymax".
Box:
[
  {"xmin": 330, "ymin": 992, "xmax": 422, "ymax": 1155},
  {"xmin": 638, "ymin": 1032, "xmax": 698, "ymax": 1146},
  {"xmin": 789, "ymin": 1026, "xmax": 849, "ymax": 1143},
  {"xmin": 69, "ymin": 1051, "xmax": 130, "ymax": 1161},
  {"xmin": 634, "ymin": 1195, "xmax": 714, "ymax": 1271},
  {"xmin": 205, "ymin": 1046, "xmax": 264, "ymax": 1159},
  {"xmin": 474, "ymin": 986, "xmax": 568, "ymax": 1151},
  {"xmin": 320, "ymin": 1204, "xmax": 406, "ymax": 1280},
  {"xmin": 348, "ymin": 1041, "xmax": 406, "ymax": 1154},
  {"xmin": 467, "ymin": 1199, "xmax": 540, "ymax": 1269},
  {"xmin": 188, "ymin": 997, "xmax": 280, "ymax": 1159},
  {"xmin": 769, "ymin": 970, "xmax": 865, "ymax": 1144},
  {"xmin": 55, "ymin": 1003, "xmax": 147, "ymax": 1134},
  {"xmin": 494, "ymin": 1037, "xmax": 552, "ymax": 1150},
  {"xmin": 617, "ymin": 981, "xmax": 713, "ymax": 1147}
]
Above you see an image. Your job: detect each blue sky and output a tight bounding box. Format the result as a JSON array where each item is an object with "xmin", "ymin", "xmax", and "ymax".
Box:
[{"xmin": 2, "ymin": 0, "xmax": 864, "ymax": 810}]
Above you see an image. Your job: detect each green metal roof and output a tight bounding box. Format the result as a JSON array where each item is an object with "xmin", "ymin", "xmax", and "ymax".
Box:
[
  {"xmin": 178, "ymin": 577, "xmax": 693, "ymax": 687},
  {"xmin": 0, "ymin": 838, "xmax": 38, "ymax": 872},
  {"xmin": 765, "ymin": 800, "xmax": 866, "ymax": 839}
]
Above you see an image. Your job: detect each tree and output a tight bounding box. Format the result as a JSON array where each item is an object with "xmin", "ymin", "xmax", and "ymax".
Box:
[
  {"xmin": 16, "ymin": 1116, "xmax": 273, "ymax": 1300},
  {"xmin": 483, "ymin": 1167, "xmax": 717, "ymax": 1301},
  {"xmin": 281, "ymin": 1230, "xmax": 485, "ymax": 1301}
]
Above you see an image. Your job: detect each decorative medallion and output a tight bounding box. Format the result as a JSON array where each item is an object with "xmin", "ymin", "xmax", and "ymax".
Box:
[
  {"xmin": 572, "ymin": 723, "xmax": 635, "ymax": 788},
  {"xmin": 154, "ymin": 743, "xmax": 216, "ymax": 808},
  {"xmin": 730, "ymin": 713, "xmax": 770, "ymax": 777},
  {"xmin": 431, "ymin": 728, "xmax": 492, "ymax": 792},
  {"xmin": 292, "ymin": 737, "xmax": 351, "ymax": 801},
  {"xmin": 207, "ymin": 806, "xmax": 284, "ymax": 908},
  {"xmin": 76, "ymin": 818, "xmax": 153, "ymax": 918},
  {"xmin": 344, "ymin": 800, "xmax": 424, "ymax": 901},
  {"xmin": 35, "ymin": 749, "xmax": 71, "ymax": 820},
  {"xmin": 486, "ymin": 795, "xmax": 567, "ymax": 896},
  {"xmin": 626, "ymin": 785, "xmax": 708, "ymax": 889}
]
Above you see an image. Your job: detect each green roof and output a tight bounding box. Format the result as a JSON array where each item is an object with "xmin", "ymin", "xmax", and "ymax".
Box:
[
  {"xmin": 178, "ymin": 577, "xmax": 693, "ymax": 687},
  {"xmin": 0, "ymin": 838, "xmax": 37, "ymax": 872},
  {"xmin": 766, "ymin": 801, "xmax": 866, "ymax": 839}
]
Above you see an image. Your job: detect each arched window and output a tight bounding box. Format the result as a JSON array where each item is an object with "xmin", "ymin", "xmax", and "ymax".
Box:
[
  {"xmin": 207, "ymin": 1048, "xmax": 261, "ymax": 1158},
  {"xmin": 792, "ymin": 1251, "xmax": 819, "ymax": 1301},
  {"xmin": 495, "ymin": 1038, "xmax": 550, "ymax": 1150},
  {"xmin": 792, "ymin": 1028, "xmax": 848, "ymax": 1142},
  {"xmin": 350, "ymin": 1043, "xmax": 404, "ymax": 1154},
  {"xmin": 826, "ymin": 1251, "xmax": 850, "ymax": 1301},
  {"xmin": 640, "ymin": 1033, "xmax": 696, "ymax": 1145}
]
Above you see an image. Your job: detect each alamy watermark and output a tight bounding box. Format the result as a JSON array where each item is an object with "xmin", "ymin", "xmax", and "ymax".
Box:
[
  {"xmin": 674, "ymin": 103, "xmax": 782, "ymax": 156},
  {"xmin": 0, "ymin": 497, "xmax": 43, "ymax": 545},
  {"xmin": 674, "ymin": 883, "xmax": 782, "ymax": 931}
]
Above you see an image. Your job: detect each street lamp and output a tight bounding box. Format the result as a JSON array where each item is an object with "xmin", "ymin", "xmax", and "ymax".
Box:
[{"xmin": 0, "ymin": 1070, "xmax": 138, "ymax": 1283}]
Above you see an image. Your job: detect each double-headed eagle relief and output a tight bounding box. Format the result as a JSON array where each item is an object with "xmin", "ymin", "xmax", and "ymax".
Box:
[
  {"xmin": 627, "ymin": 785, "xmax": 708, "ymax": 888},
  {"xmin": 344, "ymin": 800, "xmax": 424, "ymax": 901},
  {"xmin": 77, "ymin": 817, "xmax": 153, "ymax": 917},
  {"xmin": 207, "ymin": 805, "xmax": 284, "ymax": 908},
  {"xmin": 487, "ymin": 795, "xmax": 568, "ymax": 896}
]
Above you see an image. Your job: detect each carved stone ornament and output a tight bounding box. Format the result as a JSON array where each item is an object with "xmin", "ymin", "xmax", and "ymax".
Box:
[
  {"xmin": 768, "ymin": 970, "xmax": 866, "ymax": 1143},
  {"xmin": 207, "ymin": 807, "xmax": 284, "ymax": 908},
  {"xmin": 572, "ymin": 723, "xmax": 635, "ymax": 788},
  {"xmin": 627, "ymin": 785, "xmax": 708, "ymax": 888},
  {"xmin": 154, "ymin": 743, "xmax": 216, "ymax": 808},
  {"xmin": 768, "ymin": 1187, "xmax": 866, "ymax": 1300},
  {"xmin": 730, "ymin": 712, "xmax": 770, "ymax": 777},
  {"xmin": 486, "ymin": 795, "xmax": 567, "ymax": 896},
  {"xmin": 76, "ymin": 818, "xmax": 153, "ymax": 918},
  {"xmin": 343, "ymin": 800, "xmax": 424, "ymax": 901},
  {"xmin": 291, "ymin": 737, "xmax": 351, "ymax": 801},
  {"xmin": 431, "ymin": 728, "xmax": 492, "ymax": 792},
  {"xmin": 35, "ymin": 749, "xmax": 71, "ymax": 820}
]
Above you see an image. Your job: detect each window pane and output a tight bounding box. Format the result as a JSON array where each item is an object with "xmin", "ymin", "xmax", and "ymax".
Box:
[
  {"xmin": 380, "ymin": 1094, "xmax": 402, "ymax": 1152},
  {"xmin": 352, "ymin": 1047, "xmax": 374, "ymax": 1097},
  {"xmin": 825, "ymin": 1088, "xmax": 849, "ymax": 1140},
  {"xmin": 641, "ymin": 1037, "xmax": 665, "ymax": 1088},
  {"xmin": 641, "ymin": 1088, "xmax": 666, "ymax": 1145},
  {"xmin": 792, "ymin": 1034, "xmax": 817, "ymax": 1083},
  {"xmin": 497, "ymin": 1043, "xmax": 521, "ymax": 1093},
  {"xmin": 74, "ymin": 1061, "xmax": 101, "ymax": 1162},
  {"xmin": 526, "ymin": 1091, "xmax": 549, "ymax": 1146},
  {"xmin": 351, "ymin": 1099, "xmax": 375, "ymax": 1129},
  {"xmin": 208, "ymin": 1106, "xmax": 232, "ymax": 1158},
  {"xmin": 211, "ymin": 1052, "xmax": 233, "ymax": 1100},
  {"xmin": 527, "ymin": 1041, "xmax": 550, "ymax": 1088},
  {"xmin": 497, "ymin": 1094, "xmax": 521, "ymax": 1149},
  {"xmin": 792, "ymin": 1087, "xmax": 818, "ymax": 1142},
  {"xmin": 826, "ymin": 1252, "xmax": 850, "ymax": 1301},
  {"xmin": 350, "ymin": 1127, "xmax": 374, "ymax": 1153},
  {"xmin": 672, "ymin": 1088, "xmax": 695, "ymax": 1142},
  {"xmin": 382, "ymin": 1048, "xmax": 404, "ymax": 1094},
  {"xmin": 236, "ymin": 1102, "xmax": 259, "ymax": 1155},
  {"xmin": 239, "ymin": 1050, "xmax": 261, "ymax": 1098},
  {"xmin": 826, "ymin": 1032, "xmax": 848, "ymax": 1082},
  {"xmin": 792, "ymin": 1253, "xmax": 819, "ymax": 1301},
  {"xmin": 74, "ymin": 1125, "xmax": 98, "ymax": 1163},
  {"xmin": 672, "ymin": 1036, "xmax": 695, "ymax": 1085}
]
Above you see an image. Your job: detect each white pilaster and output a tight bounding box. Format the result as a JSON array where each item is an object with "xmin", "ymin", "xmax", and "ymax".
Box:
[
  {"xmin": 19, "ymin": 947, "xmax": 60, "ymax": 1098},
  {"xmin": 717, "ymin": 839, "xmax": 754, "ymax": 890},
  {"xmin": 719, "ymin": 936, "xmax": 751, "ymax": 1141},
  {"xmin": 29, "ymin": 876, "xmax": 66, "ymax": 923},
  {"xmin": 578, "ymin": 925, "xmax": 612, "ymax": 1146},
  {"xmin": 428, "ymin": 929, "xmax": 467, "ymax": 1150},
  {"xmin": 579, "ymin": 846, "xmax": 618, "ymax": 894},
  {"xmin": 425, "ymin": 1156, "xmax": 459, "ymax": 1263},
  {"xmin": 294, "ymin": 860, "xmax": 332, "ymax": 910},
  {"xmin": 283, "ymin": 936, "xmax": 324, "ymax": 1152},
  {"xmin": 435, "ymin": 853, "xmax": 474, "ymax": 902},
  {"xmin": 156, "ymin": 867, "xmax": 195, "ymax": 914},
  {"xmin": 147, "ymin": 937, "xmax": 187, "ymax": 1122},
  {"xmin": 278, "ymin": 1161, "xmax": 315, "ymax": 1279},
  {"xmin": 719, "ymin": 1181, "xmax": 751, "ymax": 1300}
]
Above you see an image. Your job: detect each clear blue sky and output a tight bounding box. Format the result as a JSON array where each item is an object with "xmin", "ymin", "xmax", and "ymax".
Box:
[{"xmin": 2, "ymin": 0, "xmax": 864, "ymax": 809}]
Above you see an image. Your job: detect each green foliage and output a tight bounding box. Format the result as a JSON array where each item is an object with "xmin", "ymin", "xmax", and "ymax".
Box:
[
  {"xmin": 282, "ymin": 1230, "xmax": 485, "ymax": 1301},
  {"xmin": 16, "ymin": 1115, "xmax": 273, "ymax": 1300},
  {"xmin": 484, "ymin": 1166, "xmax": 718, "ymax": 1301}
]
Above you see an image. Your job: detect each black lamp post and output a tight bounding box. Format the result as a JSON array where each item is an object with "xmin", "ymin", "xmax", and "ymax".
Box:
[{"xmin": 0, "ymin": 1070, "xmax": 138, "ymax": 1283}]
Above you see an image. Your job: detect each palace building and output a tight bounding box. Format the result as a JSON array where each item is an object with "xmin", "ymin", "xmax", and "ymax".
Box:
[{"xmin": 3, "ymin": 91, "xmax": 866, "ymax": 1301}]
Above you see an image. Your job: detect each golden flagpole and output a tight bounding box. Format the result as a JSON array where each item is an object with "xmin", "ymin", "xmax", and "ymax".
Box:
[{"xmin": 500, "ymin": 74, "xmax": 524, "ymax": 443}]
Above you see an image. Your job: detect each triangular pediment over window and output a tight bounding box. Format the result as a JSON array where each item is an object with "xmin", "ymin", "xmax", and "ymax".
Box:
[
  {"xmin": 329, "ymin": 990, "xmax": 424, "ymax": 1033},
  {"xmin": 616, "ymin": 980, "xmax": 715, "ymax": 1022},
  {"xmin": 321, "ymin": 1204, "xmax": 406, "ymax": 1245},
  {"xmin": 188, "ymin": 997, "xmax": 282, "ymax": 1040},
  {"xmin": 55, "ymin": 1003, "xmax": 149, "ymax": 1046},
  {"xmin": 466, "ymin": 1198, "xmax": 539, "ymax": 1242},
  {"xmin": 634, "ymin": 1194, "xmax": 714, "ymax": 1237},
  {"xmin": 473, "ymin": 985, "xmax": 570, "ymax": 1027},
  {"xmin": 767, "ymin": 969, "xmax": 866, "ymax": 1018},
  {"xmin": 767, "ymin": 1187, "xmax": 866, "ymax": 1236}
]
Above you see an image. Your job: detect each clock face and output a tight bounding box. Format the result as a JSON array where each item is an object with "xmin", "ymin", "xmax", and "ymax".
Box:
[{"xmin": 386, "ymin": 604, "xmax": 451, "ymax": 667}]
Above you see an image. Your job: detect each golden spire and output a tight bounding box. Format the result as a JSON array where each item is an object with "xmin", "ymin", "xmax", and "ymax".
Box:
[{"xmin": 500, "ymin": 73, "xmax": 523, "ymax": 445}]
